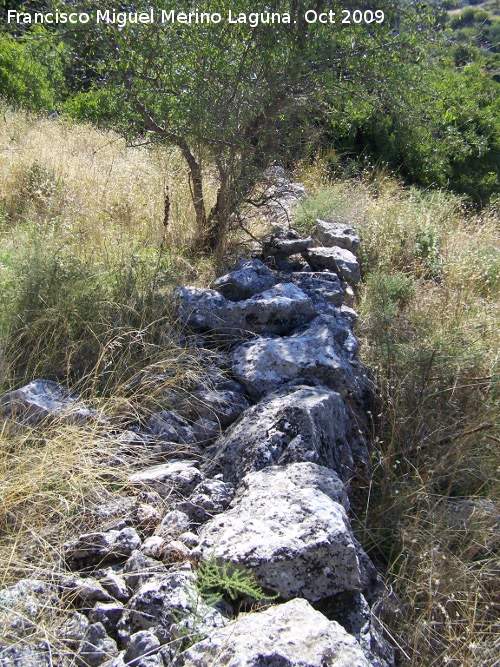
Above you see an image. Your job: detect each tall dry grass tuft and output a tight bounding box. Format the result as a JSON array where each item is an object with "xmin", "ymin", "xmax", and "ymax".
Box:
[
  {"xmin": 294, "ymin": 173, "xmax": 500, "ymax": 666},
  {"xmin": 0, "ymin": 107, "xmax": 223, "ymax": 655}
]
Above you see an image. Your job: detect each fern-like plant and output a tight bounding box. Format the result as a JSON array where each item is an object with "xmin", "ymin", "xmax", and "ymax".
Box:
[{"xmin": 195, "ymin": 555, "xmax": 276, "ymax": 605}]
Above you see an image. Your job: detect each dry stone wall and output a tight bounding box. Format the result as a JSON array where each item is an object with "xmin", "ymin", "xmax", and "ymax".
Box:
[{"xmin": 0, "ymin": 174, "xmax": 394, "ymax": 667}]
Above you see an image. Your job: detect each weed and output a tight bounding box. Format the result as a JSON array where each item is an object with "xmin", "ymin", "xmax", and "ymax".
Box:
[{"xmin": 195, "ymin": 555, "xmax": 275, "ymax": 607}]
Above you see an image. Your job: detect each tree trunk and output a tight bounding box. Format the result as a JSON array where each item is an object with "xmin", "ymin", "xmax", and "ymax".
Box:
[{"xmin": 174, "ymin": 137, "xmax": 207, "ymax": 240}]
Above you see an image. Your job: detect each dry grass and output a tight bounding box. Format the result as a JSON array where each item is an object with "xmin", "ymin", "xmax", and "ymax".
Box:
[
  {"xmin": 294, "ymin": 172, "xmax": 500, "ymax": 665},
  {"xmin": 0, "ymin": 107, "xmax": 224, "ymax": 655}
]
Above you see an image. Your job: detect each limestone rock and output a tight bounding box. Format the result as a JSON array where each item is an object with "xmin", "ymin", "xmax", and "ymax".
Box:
[
  {"xmin": 75, "ymin": 622, "xmax": 118, "ymax": 667},
  {"xmin": 306, "ymin": 247, "xmax": 361, "ymax": 285},
  {"xmin": 177, "ymin": 479, "xmax": 235, "ymax": 523},
  {"xmin": 205, "ymin": 384, "xmax": 354, "ymax": 486},
  {"xmin": 315, "ymin": 219, "xmax": 361, "ymax": 253},
  {"xmin": 198, "ymin": 463, "xmax": 365, "ymax": 601},
  {"xmin": 117, "ymin": 567, "xmax": 228, "ymax": 647},
  {"xmin": 147, "ymin": 411, "xmax": 196, "ymax": 445},
  {"xmin": 64, "ymin": 528, "xmax": 142, "ymax": 567},
  {"xmin": 174, "ymin": 283, "xmax": 315, "ymax": 336},
  {"xmin": 232, "ymin": 316, "xmax": 358, "ymax": 398},
  {"xmin": 129, "ymin": 461, "xmax": 203, "ymax": 496},
  {"xmin": 171, "ymin": 598, "xmax": 370, "ymax": 667},
  {"xmin": 286, "ymin": 271, "xmax": 345, "ymax": 310},
  {"xmin": 0, "ymin": 646, "xmax": 51, "ymax": 667},
  {"xmin": 89, "ymin": 602, "xmax": 125, "ymax": 636},
  {"xmin": 189, "ymin": 389, "xmax": 250, "ymax": 429},
  {"xmin": 124, "ymin": 630, "xmax": 161, "ymax": 665},
  {"xmin": 211, "ymin": 259, "xmax": 275, "ymax": 301},
  {"xmin": 0, "ymin": 379, "xmax": 103, "ymax": 425},
  {"xmin": 0, "ymin": 579, "xmax": 55, "ymax": 640}
]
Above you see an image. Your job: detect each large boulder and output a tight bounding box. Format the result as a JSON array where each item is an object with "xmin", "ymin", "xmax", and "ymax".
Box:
[
  {"xmin": 232, "ymin": 315, "xmax": 358, "ymax": 398},
  {"xmin": 171, "ymin": 598, "xmax": 370, "ymax": 667},
  {"xmin": 174, "ymin": 283, "xmax": 315, "ymax": 337},
  {"xmin": 315, "ymin": 219, "xmax": 361, "ymax": 253},
  {"xmin": 198, "ymin": 463, "xmax": 365, "ymax": 601},
  {"xmin": 0, "ymin": 379, "xmax": 103, "ymax": 425},
  {"xmin": 211, "ymin": 259, "xmax": 275, "ymax": 301},
  {"xmin": 205, "ymin": 384, "xmax": 354, "ymax": 486},
  {"xmin": 306, "ymin": 247, "xmax": 361, "ymax": 285}
]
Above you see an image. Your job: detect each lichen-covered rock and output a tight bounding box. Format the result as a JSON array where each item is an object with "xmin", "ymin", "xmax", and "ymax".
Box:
[
  {"xmin": 306, "ymin": 247, "xmax": 361, "ymax": 285},
  {"xmin": 0, "ymin": 379, "xmax": 103, "ymax": 425},
  {"xmin": 89, "ymin": 602, "xmax": 125, "ymax": 636},
  {"xmin": 286, "ymin": 271, "xmax": 345, "ymax": 310},
  {"xmin": 198, "ymin": 463, "xmax": 365, "ymax": 601},
  {"xmin": 60, "ymin": 575, "xmax": 115, "ymax": 605},
  {"xmin": 124, "ymin": 630, "xmax": 161, "ymax": 665},
  {"xmin": 0, "ymin": 646, "xmax": 51, "ymax": 667},
  {"xmin": 147, "ymin": 411, "xmax": 196, "ymax": 445},
  {"xmin": 211, "ymin": 259, "xmax": 275, "ymax": 301},
  {"xmin": 64, "ymin": 527, "xmax": 142, "ymax": 567},
  {"xmin": 177, "ymin": 479, "xmax": 235, "ymax": 523},
  {"xmin": 0, "ymin": 579, "xmax": 56, "ymax": 640},
  {"xmin": 171, "ymin": 598, "xmax": 370, "ymax": 667},
  {"xmin": 232, "ymin": 316, "xmax": 358, "ymax": 398},
  {"xmin": 189, "ymin": 389, "xmax": 250, "ymax": 428},
  {"xmin": 75, "ymin": 622, "xmax": 118, "ymax": 667},
  {"xmin": 129, "ymin": 461, "xmax": 203, "ymax": 496},
  {"xmin": 117, "ymin": 567, "xmax": 228, "ymax": 647},
  {"xmin": 174, "ymin": 283, "xmax": 315, "ymax": 336},
  {"xmin": 205, "ymin": 384, "xmax": 354, "ymax": 486},
  {"xmin": 315, "ymin": 219, "xmax": 361, "ymax": 253}
]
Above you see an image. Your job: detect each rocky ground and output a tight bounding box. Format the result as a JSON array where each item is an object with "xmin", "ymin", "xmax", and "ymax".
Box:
[{"xmin": 0, "ymin": 174, "xmax": 396, "ymax": 667}]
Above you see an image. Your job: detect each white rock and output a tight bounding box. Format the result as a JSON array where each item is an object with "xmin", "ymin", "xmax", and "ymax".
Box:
[
  {"xmin": 174, "ymin": 283, "xmax": 315, "ymax": 336},
  {"xmin": 171, "ymin": 598, "xmax": 370, "ymax": 667},
  {"xmin": 198, "ymin": 463, "xmax": 364, "ymax": 601},
  {"xmin": 205, "ymin": 384, "xmax": 354, "ymax": 485},
  {"xmin": 129, "ymin": 461, "xmax": 202, "ymax": 496},
  {"xmin": 306, "ymin": 247, "xmax": 361, "ymax": 285},
  {"xmin": 0, "ymin": 379, "xmax": 103, "ymax": 425},
  {"xmin": 232, "ymin": 316, "xmax": 358, "ymax": 398},
  {"xmin": 315, "ymin": 219, "xmax": 361, "ymax": 253},
  {"xmin": 211, "ymin": 259, "xmax": 275, "ymax": 301}
]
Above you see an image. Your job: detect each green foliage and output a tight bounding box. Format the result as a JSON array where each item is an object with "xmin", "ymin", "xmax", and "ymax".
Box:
[
  {"xmin": 0, "ymin": 33, "xmax": 57, "ymax": 110},
  {"xmin": 0, "ymin": 218, "xmax": 175, "ymax": 389},
  {"xmin": 195, "ymin": 555, "xmax": 274, "ymax": 606}
]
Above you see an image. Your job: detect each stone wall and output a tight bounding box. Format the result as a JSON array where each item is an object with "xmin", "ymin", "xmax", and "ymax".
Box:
[{"xmin": 0, "ymin": 176, "xmax": 394, "ymax": 667}]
